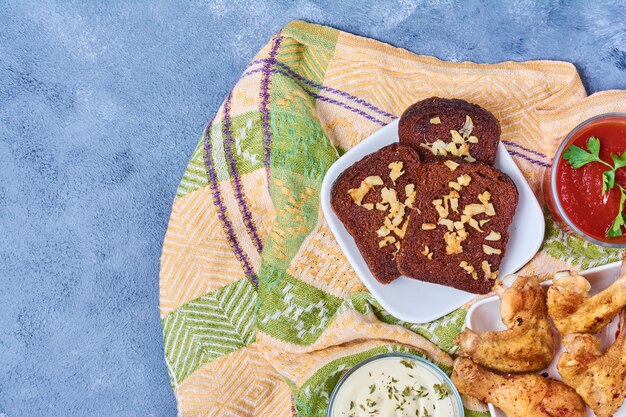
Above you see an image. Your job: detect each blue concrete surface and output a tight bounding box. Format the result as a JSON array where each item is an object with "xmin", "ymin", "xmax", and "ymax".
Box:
[{"xmin": 1, "ymin": 1, "xmax": 626, "ymax": 415}]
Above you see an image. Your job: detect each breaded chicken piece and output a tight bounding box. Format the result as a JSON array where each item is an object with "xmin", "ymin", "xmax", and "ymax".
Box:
[
  {"xmin": 547, "ymin": 256, "xmax": 626, "ymax": 335},
  {"xmin": 455, "ymin": 276, "xmax": 554, "ymax": 372},
  {"xmin": 451, "ymin": 357, "xmax": 586, "ymax": 417},
  {"xmin": 557, "ymin": 309, "xmax": 626, "ymax": 417}
]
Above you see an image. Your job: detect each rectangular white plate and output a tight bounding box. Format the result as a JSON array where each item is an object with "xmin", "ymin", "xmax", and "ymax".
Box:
[
  {"xmin": 320, "ymin": 119, "xmax": 545, "ymax": 323},
  {"xmin": 466, "ymin": 261, "xmax": 624, "ymax": 417}
]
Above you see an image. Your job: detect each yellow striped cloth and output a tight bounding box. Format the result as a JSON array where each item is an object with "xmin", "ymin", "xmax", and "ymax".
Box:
[{"xmin": 160, "ymin": 21, "xmax": 626, "ymax": 417}]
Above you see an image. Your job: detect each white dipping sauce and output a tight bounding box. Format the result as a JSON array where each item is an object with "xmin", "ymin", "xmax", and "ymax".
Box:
[{"xmin": 331, "ymin": 356, "xmax": 457, "ymax": 417}]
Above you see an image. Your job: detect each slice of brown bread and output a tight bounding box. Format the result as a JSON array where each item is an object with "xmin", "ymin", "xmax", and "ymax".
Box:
[
  {"xmin": 399, "ymin": 97, "xmax": 501, "ymax": 165},
  {"xmin": 396, "ymin": 160, "xmax": 518, "ymax": 294},
  {"xmin": 331, "ymin": 143, "xmax": 421, "ymax": 284}
]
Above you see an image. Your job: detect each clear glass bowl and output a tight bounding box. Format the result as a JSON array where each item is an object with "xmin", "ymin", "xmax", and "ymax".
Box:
[
  {"xmin": 326, "ymin": 352, "xmax": 464, "ymax": 417},
  {"xmin": 543, "ymin": 113, "xmax": 626, "ymax": 248}
]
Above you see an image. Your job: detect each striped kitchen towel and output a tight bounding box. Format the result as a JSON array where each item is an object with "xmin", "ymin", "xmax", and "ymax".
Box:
[{"xmin": 159, "ymin": 20, "xmax": 626, "ymax": 417}]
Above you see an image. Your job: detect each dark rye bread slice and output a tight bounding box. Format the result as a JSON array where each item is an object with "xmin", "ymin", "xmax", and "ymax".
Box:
[
  {"xmin": 396, "ymin": 160, "xmax": 518, "ymax": 294},
  {"xmin": 331, "ymin": 144, "xmax": 421, "ymax": 284},
  {"xmin": 399, "ymin": 97, "xmax": 501, "ymax": 165}
]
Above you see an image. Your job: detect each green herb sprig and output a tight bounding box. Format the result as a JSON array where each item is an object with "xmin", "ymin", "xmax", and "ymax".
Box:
[
  {"xmin": 400, "ymin": 359, "xmax": 415, "ymax": 369},
  {"xmin": 562, "ymin": 136, "xmax": 626, "ymax": 193},
  {"xmin": 433, "ymin": 383, "xmax": 450, "ymax": 400},
  {"xmin": 562, "ymin": 136, "xmax": 626, "ymax": 237},
  {"xmin": 608, "ymin": 184, "xmax": 626, "ymax": 237}
]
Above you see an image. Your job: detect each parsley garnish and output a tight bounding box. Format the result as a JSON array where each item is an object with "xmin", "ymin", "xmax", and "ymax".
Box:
[
  {"xmin": 400, "ymin": 359, "xmax": 415, "ymax": 369},
  {"xmin": 563, "ymin": 137, "xmax": 611, "ymax": 169},
  {"xmin": 349, "ymin": 400, "xmax": 354, "ymax": 410},
  {"xmin": 395, "ymin": 396, "xmax": 407, "ymax": 411},
  {"xmin": 414, "ymin": 385, "xmax": 428, "ymax": 398},
  {"xmin": 563, "ymin": 136, "xmax": 626, "ymax": 236},
  {"xmin": 562, "ymin": 136, "xmax": 616, "ymax": 193},
  {"xmin": 423, "ymin": 407, "xmax": 432, "ymax": 417},
  {"xmin": 608, "ymin": 185, "xmax": 626, "ymax": 237},
  {"xmin": 433, "ymin": 383, "xmax": 450, "ymax": 399},
  {"xmin": 603, "ymin": 151, "xmax": 626, "ymax": 193},
  {"xmin": 369, "ymin": 384, "xmax": 376, "ymax": 394}
]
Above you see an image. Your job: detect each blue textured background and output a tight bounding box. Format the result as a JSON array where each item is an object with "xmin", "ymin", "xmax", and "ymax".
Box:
[{"xmin": 1, "ymin": 1, "xmax": 626, "ymax": 416}]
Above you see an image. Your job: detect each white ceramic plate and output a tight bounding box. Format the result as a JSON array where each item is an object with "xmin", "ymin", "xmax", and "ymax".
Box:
[
  {"xmin": 466, "ymin": 261, "xmax": 624, "ymax": 417},
  {"xmin": 320, "ymin": 119, "xmax": 545, "ymax": 323}
]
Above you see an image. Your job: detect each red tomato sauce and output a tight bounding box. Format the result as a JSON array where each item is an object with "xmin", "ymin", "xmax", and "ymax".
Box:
[{"xmin": 556, "ymin": 117, "xmax": 626, "ymax": 243}]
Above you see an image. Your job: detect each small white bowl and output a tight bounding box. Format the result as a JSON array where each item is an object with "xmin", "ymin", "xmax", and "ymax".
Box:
[{"xmin": 327, "ymin": 352, "xmax": 464, "ymax": 417}]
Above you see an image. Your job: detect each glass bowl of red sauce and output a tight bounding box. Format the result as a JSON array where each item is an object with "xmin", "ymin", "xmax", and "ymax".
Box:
[{"xmin": 544, "ymin": 113, "xmax": 626, "ymax": 247}]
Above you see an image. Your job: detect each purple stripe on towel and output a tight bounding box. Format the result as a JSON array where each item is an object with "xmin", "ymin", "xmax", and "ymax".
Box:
[
  {"xmin": 502, "ymin": 140, "xmax": 548, "ymax": 159},
  {"xmin": 203, "ymin": 119, "xmax": 257, "ymax": 284},
  {"xmin": 241, "ymin": 67, "xmax": 264, "ymax": 78},
  {"xmin": 223, "ymin": 91, "xmax": 264, "ymax": 254},
  {"xmin": 273, "ymin": 61, "xmax": 396, "ymax": 120},
  {"xmin": 274, "ymin": 69, "xmax": 387, "ymax": 126},
  {"xmin": 260, "ymin": 34, "xmax": 284, "ymax": 183},
  {"xmin": 505, "ymin": 149, "xmax": 550, "ymax": 167},
  {"xmin": 247, "ymin": 58, "xmax": 265, "ymax": 67}
]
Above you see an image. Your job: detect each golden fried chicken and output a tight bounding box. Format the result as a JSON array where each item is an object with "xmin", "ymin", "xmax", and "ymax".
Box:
[
  {"xmin": 455, "ymin": 276, "xmax": 554, "ymax": 372},
  {"xmin": 451, "ymin": 357, "xmax": 586, "ymax": 417},
  {"xmin": 557, "ymin": 309, "xmax": 626, "ymax": 417},
  {"xmin": 547, "ymin": 257, "xmax": 626, "ymax": 335}
]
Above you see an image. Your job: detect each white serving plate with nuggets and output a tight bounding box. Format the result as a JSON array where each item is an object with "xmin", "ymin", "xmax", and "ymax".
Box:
[{"xmin": 466, "ymin": 261, "xmax": 624, "ymax": 417}]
